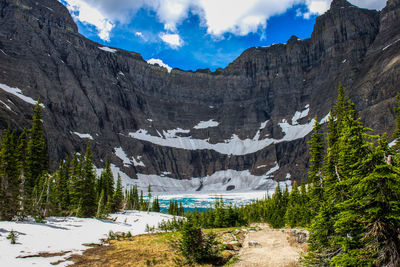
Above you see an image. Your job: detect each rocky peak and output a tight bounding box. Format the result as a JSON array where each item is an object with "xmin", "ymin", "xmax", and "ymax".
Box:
[{"xmin": 330, "ymin": 0, "xmax": 353, "ymax": 9}]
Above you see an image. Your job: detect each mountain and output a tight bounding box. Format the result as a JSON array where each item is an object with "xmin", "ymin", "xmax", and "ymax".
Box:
[{"xmin": 0, "ymin": 0, "xmax": 399, "ymax": 192}]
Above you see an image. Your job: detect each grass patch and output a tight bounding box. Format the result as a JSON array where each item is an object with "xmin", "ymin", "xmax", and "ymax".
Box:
[
  {"xmin": 69, "ymin": 228, "xmax": 245, "ymax": 266},
  {"xmin": 70, "ymin": 232, "xmax": 181, "ymax": 266}
]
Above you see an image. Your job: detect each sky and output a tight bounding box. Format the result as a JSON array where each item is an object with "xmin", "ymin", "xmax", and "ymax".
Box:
[{"xmin": 59, "ymin": 0, "xmax": 387, "ymax": 71}]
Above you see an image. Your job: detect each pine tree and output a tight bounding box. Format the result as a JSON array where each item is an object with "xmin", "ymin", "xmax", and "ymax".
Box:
[
  {"xmin": 0, "ymin": 129, "xmax": 20, "ymax": 220},
  {"xmin": 96, "ymin": 190, "xmax": 106, "ymax": 219},
  {"xmin": 97, "ymin": 156, "xmax": 114, "ymax": 204},
  {"xmin": 285, "ymin": 181, "xmax": 301, "ymax": 227},
  {"xmin": 17, "ymin": 129, "xmax": 28, "ymax": 213},
  {"xmin": 79, "ymin": 142, "xmax": 97, "ymax": 217},
  {"xmin": 25, "ymin": 100, "xmax": 48, "ymax": 202},
  {"xmin": 68, "ymin": 153, "xmax": 83, "ymax": 212},
  {"xmin": 112, "ymin": 173, "xmax": 123, "ymax": 212},
  {"xmin": 333, "ymin": 138, "xmax": 400, "ymax": 266},
  {"xmin": 308, "ymin": 117, "xmax": 325, "ymax": 214},
  {"xmin": 392, "ymin": 93, "xmax": 400, "ymax": 150}
]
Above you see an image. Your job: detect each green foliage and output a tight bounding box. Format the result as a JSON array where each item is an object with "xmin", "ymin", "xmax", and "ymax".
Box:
[
  {"xmin": 0, "ymin": 129, "xmax": 20, "ymax": 220},
  {"xmin": 304, "ymin": 84, "xmax": 400, "ymax": 266},
  {"xmin": 112, "ymin": 174, "xmax": 123, "ymax": 212},
  {"xmin": 7, "ymin": 230, "xmax": 18, "ymax": 244},
  {"xmin": 176, "ymin": 221, "xmax": 222, "ymax": 264}
]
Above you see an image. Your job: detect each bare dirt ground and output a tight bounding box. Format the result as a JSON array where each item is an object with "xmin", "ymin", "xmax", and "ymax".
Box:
[{"xmin": 233, "ymin": 224, "xmax": 306, "ymax": 267}]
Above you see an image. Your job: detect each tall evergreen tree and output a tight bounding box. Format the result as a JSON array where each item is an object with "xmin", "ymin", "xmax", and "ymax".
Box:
[
  {"xmin": 112, "ymin": 173, "xmax": 123, "ymax": 212},
  {"xmin": 308, "ymin": 117, "xmax": 325, "ymax": 214},
  {"xmin": 79, "ymin": 142, "xmax": 97, "ymax": 217},
  {"xmin": 25, "ymin": 100, "xmax": 48, "ymax": 203},
  {"xmin": 0, "ymin": 129, "xmax": 20, "ymax": 220},
  {"xmin": 97, "ymin": 156, "xmax": 114, "ymax": 204},
  {"xmin": 68, "ymin": 153, "xmax": 83, "ymax": 212}
]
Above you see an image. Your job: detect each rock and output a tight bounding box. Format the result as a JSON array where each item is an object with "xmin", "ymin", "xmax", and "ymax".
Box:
[
  {"xmin": 0, "ymin": 0, "xmax": 399, "ymax": 187},
  {"xmin": 225, "ymin": 241, "xmax": 242, "ymax": 251},
  {"xmin": 248, "ymin": 240, "xmax": 261, "ymax": 247}
]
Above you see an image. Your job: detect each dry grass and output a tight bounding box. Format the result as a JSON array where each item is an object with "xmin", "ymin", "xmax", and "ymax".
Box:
[
  {"xmin": 69, "ymin": 232, "xmax": 181, "ymax": 266},
  {"xmin": 68, "ymin": 228, "xmax": 242, "ymax": 267}
]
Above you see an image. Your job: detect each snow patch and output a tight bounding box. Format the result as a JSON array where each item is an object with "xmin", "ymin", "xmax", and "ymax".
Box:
[
  {"xmin": 286, "ymin": 173, "xmax": 291, "ymax": 179},
  {"xmin": 0, "ymin": 83, "xmax": 44, "ymax": 107},
  {"xmin": 147, "ymin": 58, "xmax": 172, "ymax": 73},
  {"xmin": 257, "ymin": 164, "xmax": 267, "ymax": 169},
  {"xmin": 0, "ymin": 211, "xmax": 175, "ymax": 266},
  {"xmin": 266, "ymin": 162, "xmax": 279, "ymax": 177},
  {"xmin": 128, "ymin": 110, "xmax": 315, "ymax": 156},
  {"xmin": 0, "ymin": 100, "xmax": 12, "ymax": 111},
  {"xmin": 291, "ymin": 104, "xmax": 310, "ymax": 125},
  {"xmin": 320, "ymin": 112, "xmax": 331, "ymax": 124},
  {"xmin": 132, "ymin": 156, "xmax": 145, "ymax": 167},
  {"xmin": 382, "ymin": 39, "xmax": 400, "ymax": 51},
  {"xmin": 98, "ymin": 46, "xmax": 117, "ymax": 53},
  {"xmin": 114, "ymin": 147, "xmax": 131, "ymax": 167},
  {"xmin": 72, "ymin": 132, "xmax": 93, "ymax": 140},
  {"xmin": 193, "ymin": 119, "xmax": 220, "ymax": 129}
]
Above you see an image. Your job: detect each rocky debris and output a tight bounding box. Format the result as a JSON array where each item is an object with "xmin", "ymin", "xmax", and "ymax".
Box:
[
  {"xmin": 0, "ymin": 0, "xmax": 399, "ymax": 185},
  {"xmin": 225, "ymin": 241, "xmax": 242, "ymax": 251},
  {"xmin": 248, "ymin": 240, "xmax": 262, "ymax": 247},
  {"xmin": 281, "ymin": 228, "xmax": 309, "ymax": 244}
]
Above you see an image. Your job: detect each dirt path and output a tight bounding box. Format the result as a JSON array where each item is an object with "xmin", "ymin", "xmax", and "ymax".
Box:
[{"xmin": 233, "ymin": 224, "xmax": 305, "ymax": 267}]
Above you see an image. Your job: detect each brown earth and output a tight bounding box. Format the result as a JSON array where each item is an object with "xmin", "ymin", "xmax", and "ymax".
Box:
[{"xmin": 233, "ymin": 224, "xmax": 307, "ymax": 267}]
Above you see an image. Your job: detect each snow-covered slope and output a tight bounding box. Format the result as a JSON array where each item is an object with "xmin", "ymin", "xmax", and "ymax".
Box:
[{"xmin": 0, "ymin": 211, "xmax": 175, "ymax": 266}]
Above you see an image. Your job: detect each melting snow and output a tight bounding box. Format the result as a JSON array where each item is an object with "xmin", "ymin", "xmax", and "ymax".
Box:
[
  {"xmin": 193, "ymin": 119, "xmax": 220, "ymax": 129},
  {"xmin": 0, "ymin": 83, "xmax": 44, "ymax": 107},
  {"xmin": 72, "ymin": 132, "xmax": 93, "ymax": 140},
  {"xmin": 266, "ymin": 162, "xmax": 280, "ymax": 177},
  {"xmin": 0, "ymin": 100, "xmax": 12, "ymax": 111},
  {"xmin": 147, "ymin": 58, "xmax": 172, "ymax": 73},
  {"xmin": 0, "ymin": 211, "xmax": 175, "ymax": 267},
  {"xmin": 98, "ymin": 46, "xmax": 117, "ymax": 53},
  {"xmin": 382, "ymin": 39, "xmax": 400, "ymax": 51},
  {"xmin": 291, "ymin": 104, "xmax": 310, "ymax": 125},
  {"xmin": 132, "ymin": 156, "xmax": 145, "ymax": 167},
  {"xmin": 128, "ymin": 109, "xmax": 316, "ymax": 156},
  {"xmin": 114, "ymin": 147, "xmax": 131, "ymax": 167},
  {"xmin": 320, "ymin": 112, "xmax": 331, "ymax": 124}
]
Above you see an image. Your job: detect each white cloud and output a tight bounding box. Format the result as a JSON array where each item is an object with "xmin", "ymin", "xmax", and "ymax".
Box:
[
  {"xmin": 160, "ymin": 33, "xmax": 184, "ymax": 48},
  {"xmin": 135, "ymin": 31, "xmax": 143, "ymax": 37},
  {"xmin": 63, "ymin": 0, "xmax": 114, "ymax": 41},
  {"xmin": 62, "ymin": 0, "xmax": 387, "ymax": 40}
]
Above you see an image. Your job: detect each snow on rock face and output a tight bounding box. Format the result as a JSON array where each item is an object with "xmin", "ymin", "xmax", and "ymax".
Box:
[
  {"xmin": 146, "ymin": 58, "xmax": 172, "ymax": 73},
  {"xmin": 291, "ymin": 104, "xmax": 310, "ymax": 125},
  {"xmin": 0, "ymin": 211, "xmax": 175, "ymax": 267},
  {"xmin": 72, "ymin": 132, "xmax": 93, "ymax": 140},
  {"xmin": 0, "ymin": 99, "xmax": 13, "ymax": 111},
  {"xmin": 193, "ymin": 119, "xmax": 220, "ymax": 129},
  {"xmin": 0, "ymin": 83, "xmax": 44, "ymax": 107},
  {"xmin": 128, "ymin": 115, "xmax": 311, "ymax": 156},
  {"xmin": 132, "ymin": 155, "xmax": 145, "ymax": 167},
  {"xmin": 266, "ymin": 161, "xmax": 280, "ymax": 177},
  {"xmin": 98, "ymin": 46, "xmax": 117, "ymax": 53},
  {"xmin": 114, "ymin": 146, "xmax": 131, "ymax": 167}
]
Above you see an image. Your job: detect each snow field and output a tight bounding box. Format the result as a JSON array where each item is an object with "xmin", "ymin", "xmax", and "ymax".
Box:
[{"xmin": 0, "ymin": 211, "xmax": 175, "ymax": 267}]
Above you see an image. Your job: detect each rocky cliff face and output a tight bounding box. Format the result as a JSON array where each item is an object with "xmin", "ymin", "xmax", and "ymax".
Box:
[{"xmin": 0, "ymin": 0, "xmax": 399, "ymax": 191}]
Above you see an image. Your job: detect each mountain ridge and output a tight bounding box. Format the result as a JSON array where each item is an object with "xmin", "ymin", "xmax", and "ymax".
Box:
[{"xmin": 0, "ymin": 0, "xmax": 399, "ymax": 191}]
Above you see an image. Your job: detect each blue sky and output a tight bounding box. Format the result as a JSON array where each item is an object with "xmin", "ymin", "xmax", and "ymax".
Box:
[{"xmin": 60, "ymin": 0, "xmax": 386, "ymax": 71}]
